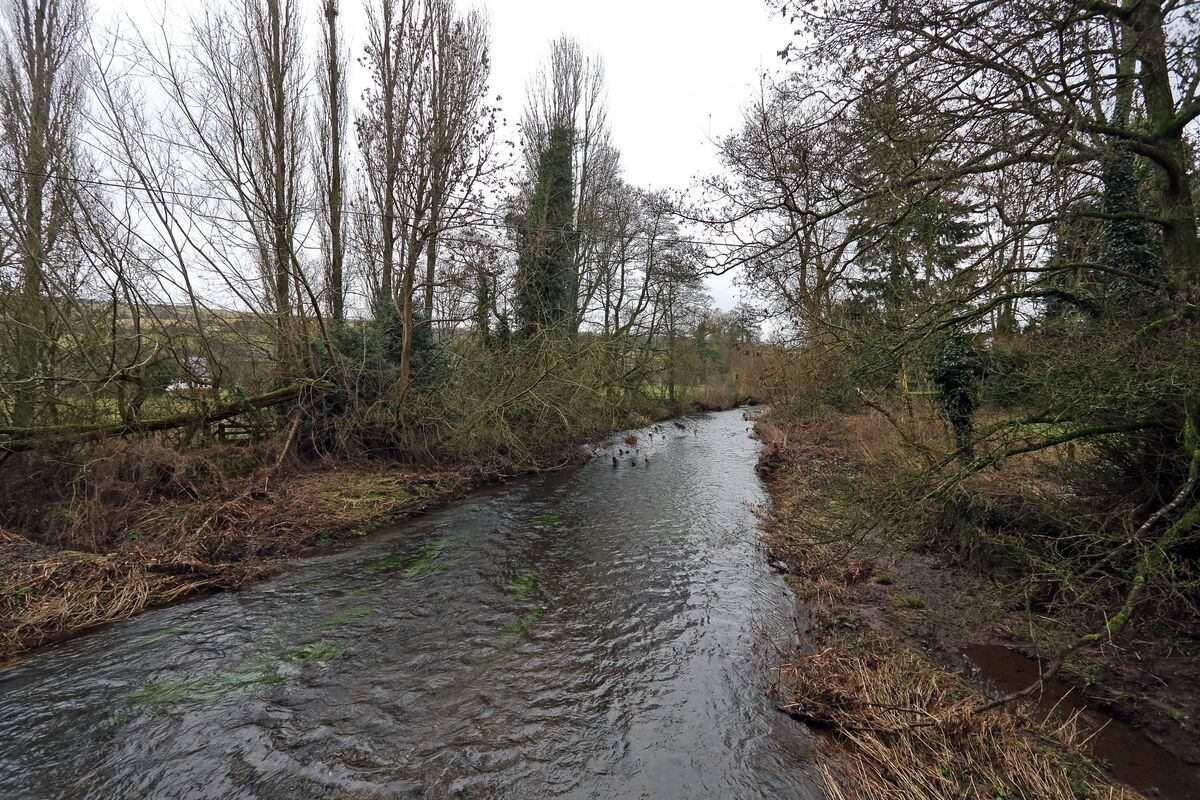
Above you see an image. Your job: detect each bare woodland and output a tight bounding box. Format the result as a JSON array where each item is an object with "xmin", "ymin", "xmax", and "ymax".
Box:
[
  {"xmin": 1, "ymin": 0, "xmax": 1199, "ymax": 793},
  {"xmin": 0, "ymin": 0, "xmax": 743, "ymax": 457}
]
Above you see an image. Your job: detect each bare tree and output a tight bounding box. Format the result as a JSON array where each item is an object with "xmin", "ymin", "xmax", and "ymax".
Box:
[
  {"xmin": 419, "ymin": 0, "xmax": 492, "ymax": 322},
  {"xmin": 358, "ymin": 0, "xmax": 421, "ymax": 319},
  {"xmin": 359, "ymin": 0, "xmax": 493, "ymax": 389},
  {"xmin": 133, "ymin": 0, "xmax": 313, "ymax": 377},
  {"xmin": 317, "ymin": 0, "xmax": 347, "ymax": 323},
  {"xmin": 0, "ymin": 0, "xmax": 89, "ymax": 425}
]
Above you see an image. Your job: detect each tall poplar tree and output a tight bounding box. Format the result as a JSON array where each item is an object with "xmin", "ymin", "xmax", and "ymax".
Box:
[{"xmin": 0, "ymin": 0, "xmax": 89, "ymax": 426}]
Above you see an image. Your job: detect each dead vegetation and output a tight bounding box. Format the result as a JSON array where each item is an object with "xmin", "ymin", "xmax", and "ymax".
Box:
[
  {"xmin": 0, "ymin": 439, "xmax": 476, "ymax": 663},
  {"xmin": 0, "ymin": 527, "xmax": 264, "ymax": 663},
  {"xmin": 758, "ymin": 406, "xmax": 1194, "ymax": 799},
  {"xmin": 774, "ymin": 638, "xmax": 1138, "ymax": 800}
]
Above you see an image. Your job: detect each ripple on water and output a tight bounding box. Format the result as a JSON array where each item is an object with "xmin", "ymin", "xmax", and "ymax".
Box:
[{"xmin": 0, "ymin": 410, "xmax": 822, "ymax": 799}]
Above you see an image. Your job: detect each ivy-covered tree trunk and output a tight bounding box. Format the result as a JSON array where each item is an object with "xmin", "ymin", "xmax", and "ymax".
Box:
[
  {"xmin": 931, "ymin": 333, "xmax": 979, "ymax": 460},
  {"xmin": 516, "ymin": 123, "xmax": 578, "ymax": 336},
  {"xmin": 473, "ymin": 271, "xmax": 492, "ymax": 346},
  {"xmin": 1101, "ymin": 22, "xmax": 1161, "ymax": 311}
]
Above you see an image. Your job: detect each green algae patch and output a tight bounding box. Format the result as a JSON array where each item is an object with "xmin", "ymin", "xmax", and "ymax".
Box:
[
  {"xmin": 286, "ymin": 640, "xmax": 349, "ymax": 662},
  {"xmin": 363, "ymin": 537, "xmax": 462, "ymax": 578},
  {"xmin": 364, "ymin": 552, "xmax": 409, "ymax": 572},
  {"xmin": 401, "ymin": 539, "xmax": 453, "ymax": 578},
  {"xmin": 132, "ymin": 654, "xmax": 285, "ymax": 710},
  {"xmin": 505, "ymin": 603, "xmax": 550, "ymax": 637},
  {"xmin": 510, "ymin": 570, "xmax": 536, "ymax": 598},
  {"xmin": 321, "ymin": 605, "xmax": 377, "ymax": 630},
  {"xmin": 533, "ymin": 511, "xmax": 563, "ymax": 527},
  {"xmin": 144, "ymin": 624, "xmax": 189, "ymax": 644},
  {"xmin": 131, "ymin": 639, "xmax": 350, "ymax": 711},
  {"xmin": 405, "ymin": 555, "xmax": 464, "ymax": 579}
]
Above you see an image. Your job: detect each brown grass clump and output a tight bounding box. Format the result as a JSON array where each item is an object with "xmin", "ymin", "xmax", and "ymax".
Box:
[
  {"xmin": 128, "ymin": 466, "xmax": 472, "ymax": 562},
  {"xmin": 0, "ymin": 529, "xmax": 262, "ymax": 661},
  {"xmin": 0, "ymin": 461, "xmax": 474, "ymax": 662},
  {"xmin": 775, "ymin": 637, "xmax": 1137, "ymax": 800}
]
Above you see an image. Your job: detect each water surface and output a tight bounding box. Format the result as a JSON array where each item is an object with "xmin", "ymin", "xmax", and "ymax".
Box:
[
  {"xmin": 965, "ymin": 645, "xmax": 1200, "ymax": 800},
  {"xmin": 0, "ymin": 409, "xmax": 820, "ymax": 799}
]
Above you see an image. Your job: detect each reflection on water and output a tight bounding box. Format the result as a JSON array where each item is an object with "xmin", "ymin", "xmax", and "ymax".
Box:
[{"xmin": 0, "ymin": 410, "xmax": 821, "ymax": 799}]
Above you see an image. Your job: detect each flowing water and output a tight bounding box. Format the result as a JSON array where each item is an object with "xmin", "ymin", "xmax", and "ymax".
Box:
[{"xmin": 0, "ymin": 410, "xmax": 822, "ymax": 799}]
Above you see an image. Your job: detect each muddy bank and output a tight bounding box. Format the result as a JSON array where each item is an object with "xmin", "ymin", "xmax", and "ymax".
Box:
[
  {"xmin": 0, "ymin": 399, "xmax": 750, "ymax": 666},
  {"xmin": 0, "ymin": 463, "xmax": 479, "ymax": 664},
  {"xmin": 756, "ymin": 413, "xmax": 1200, "ymax": 799}
]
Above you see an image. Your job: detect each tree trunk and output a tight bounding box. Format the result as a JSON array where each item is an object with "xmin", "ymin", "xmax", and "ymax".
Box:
[
  {"xmin": 268, "ymin": 0, "xmax": 293, "ymax": 376},
  {"xmin": 324, "ymin": 0, "xmax": 345, "ymax": 323},
  {"xmin": 1132, "ymin": 1, "xmax": 1200, "ymax": 292}
]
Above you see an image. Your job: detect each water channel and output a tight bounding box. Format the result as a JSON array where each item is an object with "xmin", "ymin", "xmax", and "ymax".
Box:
[{"xmin": 0, "ymin": 409, "xmax": 822, "ymax": 799}]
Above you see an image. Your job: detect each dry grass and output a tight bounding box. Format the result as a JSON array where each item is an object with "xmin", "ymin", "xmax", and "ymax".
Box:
[
  {"xmin": 775, "ymin": 637, "xmax": 1138, "ymax": 800},
  {"xmin": 0, "ymin": 528, "xmax": 263, "ymax": 662},
  {"xmin": 0, "ymin": 460, "xmax": 473, "ymax": 662},
  {"xmin": 129, "ymin": 466, "xmax": 472, "ymax": 562},
  {"xmin": 758, "ymin": 406, "xmax": 1146, "ymax": 799},
  {"xmin": 758, "ymin": 416, "xmax": 880, "ymax": 605}
]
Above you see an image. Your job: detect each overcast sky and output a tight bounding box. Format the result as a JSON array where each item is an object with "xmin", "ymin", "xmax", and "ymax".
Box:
[
  {"xmin": 477, "ymin": 0, "xmax": 790, "ymax": 309},
  {"xmin": 95, "ymin": 0, "xmax": 791, "ymax": 309}
]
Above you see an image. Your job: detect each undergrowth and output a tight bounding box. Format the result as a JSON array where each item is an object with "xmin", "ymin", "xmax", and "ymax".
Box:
[{"xmin": 758, "ymin": 403, "xmax": 1195, "ymax": 798}]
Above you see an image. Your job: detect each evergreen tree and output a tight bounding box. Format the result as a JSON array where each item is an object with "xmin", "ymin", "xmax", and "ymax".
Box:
[
  {"xmin": 1037, "ymin": 201, "xmax": 1105, "ymax": 323},
  {"xmin": 851, "ymin": 196, "xmax": 981, "ymax": 314},
  {"xmin": 843, "ymin": 84, "xmax": 982, "ymax": 318},
  {"xmin": 515, "ymin": 123, "xmax": 578, "ymax": 336}
]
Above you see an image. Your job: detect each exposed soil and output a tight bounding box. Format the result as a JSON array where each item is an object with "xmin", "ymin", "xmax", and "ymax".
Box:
[{"xmin": 755, "ymin": 412, "xmax": 1200, "ymax": 797}]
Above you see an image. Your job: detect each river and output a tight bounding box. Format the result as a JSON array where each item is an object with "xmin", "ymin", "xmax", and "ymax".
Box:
[{"xmin": 0, "ymin": 409, "xmax": 822, "ymax": 799}]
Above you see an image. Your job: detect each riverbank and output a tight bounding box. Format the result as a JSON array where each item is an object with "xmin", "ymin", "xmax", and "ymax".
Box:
[
  {"xmin": 2, "ymin": 401, "xmax": 713, "ymax": 665},
  {"xmin": 0, "ymin": 460, "xmax": 482, "ymax": 664},
  {"xmin": 756, "ymin": 410, "xmax": 1200, "ymax": 799}
]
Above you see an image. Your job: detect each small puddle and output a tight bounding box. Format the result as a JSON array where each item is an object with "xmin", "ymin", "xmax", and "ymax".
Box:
[{"xmin": 964, "ymin": 645, "xmax": 1200, "ymax": 800}]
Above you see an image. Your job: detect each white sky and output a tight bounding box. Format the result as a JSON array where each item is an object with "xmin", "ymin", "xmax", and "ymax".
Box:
[
  {"xmin": 481, "ymin": 0, "xmax": 790, "ymax": 309},
  {"xmin": 94, "ymin": 0, "xmax": 792, "ymax": 310}
]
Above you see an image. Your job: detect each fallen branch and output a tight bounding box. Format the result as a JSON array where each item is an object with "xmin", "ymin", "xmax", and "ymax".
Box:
[{"xmin": 0, "ymin": 381, "xmax": 330, "ymax": 453}]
